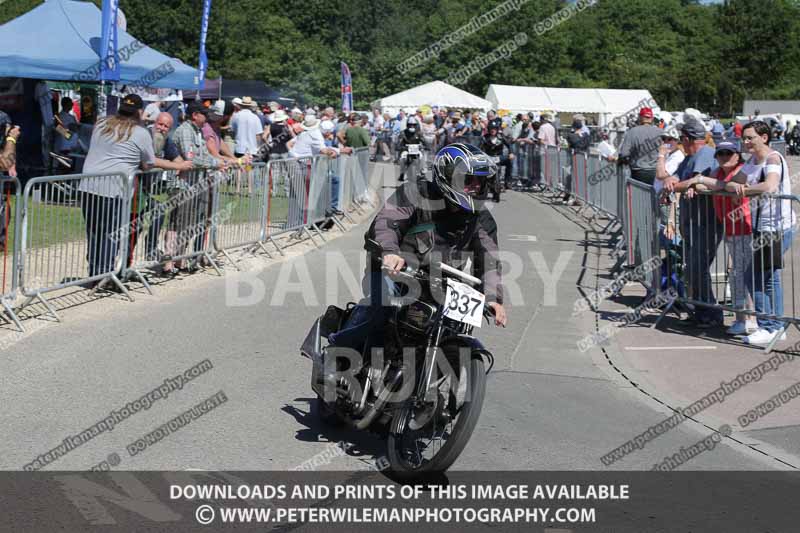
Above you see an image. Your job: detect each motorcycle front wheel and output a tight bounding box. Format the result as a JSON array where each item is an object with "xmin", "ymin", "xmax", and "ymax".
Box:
[{"xmin": 386, "ymin": 350, "xmax": 486, "ymax": 478}]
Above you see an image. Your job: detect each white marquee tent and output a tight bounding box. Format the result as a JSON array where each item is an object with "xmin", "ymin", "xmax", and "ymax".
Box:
[
  {"xmin": 372, "ymin": 81, "xmax": 492, "ymax": 115},
  {"xmin": 485, "ymin": 84, "xmax": 659, "ymax": 126}
]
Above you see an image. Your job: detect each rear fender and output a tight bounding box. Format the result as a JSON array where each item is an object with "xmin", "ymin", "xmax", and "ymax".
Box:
[{"xmin": 300, "ymin": 317, "xmax": 323, "ymax": 365}]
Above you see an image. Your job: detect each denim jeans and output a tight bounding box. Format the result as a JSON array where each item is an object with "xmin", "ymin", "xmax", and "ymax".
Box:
[
  {"xmin": 329, "ymin": 269, "xmax": 397, "ymax": 350},
  {"xmin": 746, "ymin": 228, "xmax": 794, "ymax": 332},
  {"xmin": 329, "ymin": 172, "xmax": 340, "ymax": 211}
]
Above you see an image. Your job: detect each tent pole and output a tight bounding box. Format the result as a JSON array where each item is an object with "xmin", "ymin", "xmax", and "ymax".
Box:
[{"xmin": 99, "ymin": 80, "xmax": 107, "ymax": 118}]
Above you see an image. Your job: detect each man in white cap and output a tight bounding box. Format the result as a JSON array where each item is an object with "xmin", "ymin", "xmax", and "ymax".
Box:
[
  {"xmin": 230, "ymin": 96, "xmax": 262, "ymax": 158},
  {"xmin": 288, "ymin": 115, "xmax": 336, "ymax": 159}
]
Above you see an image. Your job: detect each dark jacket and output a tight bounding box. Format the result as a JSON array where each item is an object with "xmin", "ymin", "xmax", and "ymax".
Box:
[
  {"xmin": 365, "ymin": 182, "xmax": 503, "ymax": 303},
  {"xmin": 398, "ymin": 130, "xmax": 424, "ymax": 151},
  {"xmin": 481, "ymin": 134, "xmax": 511, "ymax": 157},
  {"xmin": 567, "ymin": 130, "xmax": 590, "ymax": 152}
]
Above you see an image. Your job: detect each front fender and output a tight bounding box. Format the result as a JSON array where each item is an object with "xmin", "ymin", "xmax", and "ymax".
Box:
[{"xmin": 439, "ymin": 335, "xmax": 495, "ymax": 374}]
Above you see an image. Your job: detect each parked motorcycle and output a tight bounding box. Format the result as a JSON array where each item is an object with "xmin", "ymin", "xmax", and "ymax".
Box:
[{"xmin": 300, "ymin": 239, "xmax": 496, "ymax": 478}]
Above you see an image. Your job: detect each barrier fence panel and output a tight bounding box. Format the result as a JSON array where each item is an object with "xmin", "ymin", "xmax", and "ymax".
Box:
[
  {"xmin": 585, "ymin": 153, "xmax": 600, "ymax": 214},
  {"xmin": 124, "ymin": 167, "xmax": 221, "ymax": 286},
  {"xmin": 572, "ymin": 151, "xmax": 589, "ymax": 204},
  {"xmin": 212, "ymin": 163, "xmax": 272, "ymax": 266},
  {"xmin": 0, "ymin": 176, "xmax": 23, "ymax": 330},
  {"xmin": 659, "ymin": 188, "xmax": 800, "ymax": 351},
  {"xmin": 529, "ymin": 144, "xmax": 542, "ymax": 187},
  {"xmin": 514, "ymin": 142, "xmax": 530, "ymax": 182},
  {"xmin": 352, "ymin": 147, "xmax": 373, "ymax": 207},
  {"xmin": 305, "ymin": 155, "xmax": 336, "ymax": 239},
  {"xmin": 336, "ymin": 154, "xmax": 354, "ymax": 215},
  {"xmin": 266, "ymin": 156, "xmax": 316, "ymax": 247},
  {"xmin": 558, "ymin": 148, "xmax": 571, "ymax": 194},
  {"xmin": 18, "ymin": 173, "xmax": 131, "ymax": 319},
  {"xmin": 624, "ymin": 178, "xmax": 660, "ymax": 293},
  {"xmin": 542, "ymin": 146, "xmax": 559, "ymax": 191}
]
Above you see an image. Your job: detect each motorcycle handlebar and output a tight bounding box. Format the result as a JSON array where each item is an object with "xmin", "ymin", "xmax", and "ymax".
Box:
[{"xmin": 381, "ymin": 262, "xmax": 481, "ymax": 286}]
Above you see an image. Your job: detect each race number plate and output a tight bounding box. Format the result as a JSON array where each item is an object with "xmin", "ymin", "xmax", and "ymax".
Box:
[
  {"xmin": 407, "ymin": 144, "xmax": 421, "ymax": 155},
  {"xmin": 444, "ymin": 279, "xmax": 485, "ymax": 328},
  {"xmin": 491, "ymin": 156, "xmax": 500, "ymax": 163}
]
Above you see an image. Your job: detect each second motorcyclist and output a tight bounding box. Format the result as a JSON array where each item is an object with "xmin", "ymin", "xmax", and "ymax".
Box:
[
  {"xmin": 481, "ymin": 120, "xmax": 514, "ymax": 202},
  {"xmin": 397, "ymin": 116, "xmax": 425, "ymax": 182}
]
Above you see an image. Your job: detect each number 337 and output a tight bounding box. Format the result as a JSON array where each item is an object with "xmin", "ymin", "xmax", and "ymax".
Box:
[{"xmin": 448, "ymin": 288, "xmax": 481, "ymax": 316}]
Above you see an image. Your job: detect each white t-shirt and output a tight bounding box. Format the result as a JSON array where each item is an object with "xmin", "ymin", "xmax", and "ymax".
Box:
[
  {"xmin": 370, "ymin": 115, "xmax": 384, "ymax": 133},
  {"xmin": 289, "ymin": 128, "xmax": 326, "ymax": 159},
  {"xmin": 654, "ymin": 149, "xmax": 685, "ymax": 195},
  {"xmin": 741, "ymin": 150, "xmax": 795, "ymax": 232},
  {"xmin": 597, "ymin": 140, "xmax": 617, "ymax": 160},
  {"xmin": 230, "ymin": 108, "xmax": 263, "ymax": 154}
]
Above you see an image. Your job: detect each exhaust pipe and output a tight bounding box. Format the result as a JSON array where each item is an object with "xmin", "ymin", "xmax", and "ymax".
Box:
[{"xmin": 348, "ymin": 367, "xmax": 404, "ymax": 430}]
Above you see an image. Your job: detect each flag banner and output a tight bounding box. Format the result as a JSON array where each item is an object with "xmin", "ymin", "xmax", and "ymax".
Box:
[
  {"xmin": 99, "ymin": 0, "xmax": 120, "ymax": 81},
  {"xmin": 341, "ymin": 62, "xmax": 353, "ymax": 113},
  {"xmin": 199, "ymin": 0, "xmax": 212, "ymax": 84}
]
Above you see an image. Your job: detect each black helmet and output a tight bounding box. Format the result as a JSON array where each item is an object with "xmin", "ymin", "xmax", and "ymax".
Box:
[
  {"xmin": 406, "ymin": 116, "xmax": 419, "ymax": 133},
  {"xmin": 432, "ymin": 143, "xmax": 497, "ymax": 214},
  {"xmin": 488, "ymin": 117, "xmax": 502, "ymax": 131}
]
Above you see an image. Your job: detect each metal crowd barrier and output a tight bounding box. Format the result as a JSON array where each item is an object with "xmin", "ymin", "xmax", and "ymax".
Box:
[
  {"xmin": 266, "ymin": 156, "xmax": 313, "ymax": 243},
  {"xmin": 211, "ymin": 163, "xmax": 272, "ymax": 268},
  {"xmin": 558, "ymin": 148, "xmax": 571, "ymax": 194},
  {"xmin": 0, "ymin": 152, "xmax": 378, "ymax": 329},
  {"xmin": 0, "ymin": 176, "xmax": 22, "ymax": 330},
  {"xmin": 571, "ymin": 151, "xmax": 588, "ymax": 204},
  {"xmin": 623, "ymin": 178, "xmax": 660, "ymax": 292},
  {"xmin": 541, "ymin": 145, "xmax": 560, "ymax": 190},
  {"xmin": 352, "ymin": 147, "xmax": 373, "ymax": 206},
  {"xmin": 605, "ymin": 170, "xmax": 800, "ymax": 352},
  {"xmin": 17, "ymin": 173, "xmax": 132, "ymax": 321},
  {"xmin": 125, "ymin": 167, "xmax": 221, "ymax": 287}
]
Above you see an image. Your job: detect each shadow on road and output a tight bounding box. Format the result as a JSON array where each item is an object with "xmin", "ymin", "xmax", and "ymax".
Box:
[{"xmin": 282, "ymin": 399, "xmax": 387, "ymax": 465}]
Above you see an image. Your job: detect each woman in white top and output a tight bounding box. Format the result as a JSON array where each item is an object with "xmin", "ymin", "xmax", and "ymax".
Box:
[{"xmin": 725, "ymin": 120, "xmax": 795, "ymax": 345}]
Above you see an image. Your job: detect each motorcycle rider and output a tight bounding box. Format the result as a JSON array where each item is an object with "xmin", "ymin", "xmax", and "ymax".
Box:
[
  {"xmin": 790, "ymin": 122, "xmax": 800, "ymax": 155},
  {"xmin": 329, "ymin": 143, "xmax": 508, "ymax": 351},
  {"xmin": 481, "ymin": 122, "xmax": 514, "ymax": 202},
  {"xmin": 397, "ymin": 116, "xmax": 425, "ymax": 182}
]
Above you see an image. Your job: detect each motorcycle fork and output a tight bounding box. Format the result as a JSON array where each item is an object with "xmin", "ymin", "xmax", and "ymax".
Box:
[{"xmin": 416, "ymin": 321, "xmax": 445, "ymax": 403}]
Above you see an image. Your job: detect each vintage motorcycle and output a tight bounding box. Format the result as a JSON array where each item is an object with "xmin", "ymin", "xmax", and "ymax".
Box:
[
  {"xmin": 300, "ymin": 239, "xmax": 496, "ymax": 478},
  {"xmin": 399, "ymin": 143, "xmax": 425, "ymax": 182}
]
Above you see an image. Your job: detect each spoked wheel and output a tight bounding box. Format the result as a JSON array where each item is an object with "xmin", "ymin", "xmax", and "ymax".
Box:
[{"xmin": 387, "ymin": 349, "xmax": 486, "ymax": 479}]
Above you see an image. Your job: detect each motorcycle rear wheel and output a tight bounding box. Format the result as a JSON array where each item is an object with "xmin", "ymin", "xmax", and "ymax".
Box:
[{"xmin": 386, "ymin": 352, "xmax": 486, "ymax": 479}]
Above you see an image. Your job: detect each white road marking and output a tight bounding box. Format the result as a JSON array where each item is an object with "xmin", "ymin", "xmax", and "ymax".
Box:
[
  {"xmin": 508, "ymin": 303, "xmax": 543, "ymax": 370},
  {"xmin": 508, "ymin": 234, "xmax": 538, "ymax": 242},
  {"xmin": 624, "ymin": 346, "xmax": 717, "ymax": 351}
]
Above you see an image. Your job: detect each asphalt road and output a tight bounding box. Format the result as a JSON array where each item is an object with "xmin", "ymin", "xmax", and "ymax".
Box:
[{"xmin": 2, "ymin": 170, "xmax": 787, "ymax": 473}]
